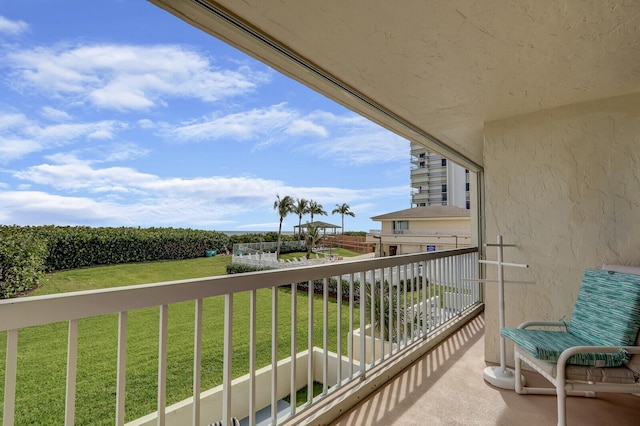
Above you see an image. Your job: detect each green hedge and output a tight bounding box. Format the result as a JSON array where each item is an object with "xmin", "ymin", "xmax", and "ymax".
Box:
[
  {"xmin": 0, "ymin": 226, "xmax": 47, "ymax": 298},
  {"xmin": 0, "ymin": 225, "xmax": 232, "ymax": 298},
  {"xmin": 38, "ymin": 226, "xmax": 230, "ymax": 271},
  {"xmin": 225, "ymin": 263, "xmax": 274, "ymax": 274}
]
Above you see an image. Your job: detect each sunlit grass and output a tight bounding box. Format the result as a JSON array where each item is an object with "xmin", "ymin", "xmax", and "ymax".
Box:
[{"xmin": 0, "ymin": 255, "xmax": 359, "ymax": 424}]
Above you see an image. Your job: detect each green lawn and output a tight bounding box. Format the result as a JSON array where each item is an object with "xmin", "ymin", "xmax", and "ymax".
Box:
[{"xmin": 0, "ymin": 256, "xmax": 360, "ymax": 425}]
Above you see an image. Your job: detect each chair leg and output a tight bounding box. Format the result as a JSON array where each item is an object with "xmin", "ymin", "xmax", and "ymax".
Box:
[
  {"xmin": 515, "ymin": 349, "xmax": 524, "ymax": 394},
  {"xmin": 556, "ymin": 381, "xmax": 567, "ymax": 426}
]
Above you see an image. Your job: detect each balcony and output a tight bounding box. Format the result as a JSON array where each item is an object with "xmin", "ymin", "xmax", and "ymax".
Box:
[
  {"xmin": 1, "ymin": 248, "xmax": 481, "ymax": 426},
  {"xmin": 328, "ymin": 313, "xmax": 640, "ymax": 426},
  {"xmin": 3, "ymin": 246, "xmax": 640, "ymax": 425}
]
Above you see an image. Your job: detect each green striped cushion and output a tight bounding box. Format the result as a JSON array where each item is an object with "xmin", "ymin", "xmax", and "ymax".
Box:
[
  {"xmin": 568, "ymin": 269, "xmax": 640, "ymax": 349},
  {"xmin": 500, "ymin": 328, "xmax": 617, "ymax": 365},
  {"xmin": 502, "ymin": 269, "xmax": 640, "ymax": 367}
]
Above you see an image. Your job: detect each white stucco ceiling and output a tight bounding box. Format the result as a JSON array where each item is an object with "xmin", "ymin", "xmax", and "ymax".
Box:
[{"xmin": 150, "ymin": 0, "xmax": 640, "ymax": 169}]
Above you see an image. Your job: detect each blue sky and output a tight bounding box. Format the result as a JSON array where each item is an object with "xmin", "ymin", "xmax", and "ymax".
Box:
[{"xmin": 0, "ymin": 1, "xmax": 410, "ymax": 232}]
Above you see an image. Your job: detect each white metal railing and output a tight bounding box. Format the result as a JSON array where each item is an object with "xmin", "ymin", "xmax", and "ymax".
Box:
[{"xmin": 0, "ymin": 247, "xmax": 480, "ymax": 426}]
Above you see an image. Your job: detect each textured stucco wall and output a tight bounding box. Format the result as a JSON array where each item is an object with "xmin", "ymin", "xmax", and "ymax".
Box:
[{"xmin": 483, "ymin": 92, "xmax": 640, "ymax": 363}]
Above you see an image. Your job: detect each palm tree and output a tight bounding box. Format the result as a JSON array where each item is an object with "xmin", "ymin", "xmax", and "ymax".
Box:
[
  {"xmin": 308, "ymin": 200, "xmax": 327, "ymax": 223},
  {"xmin": 332, "ymin": 203, "xmax": 355, "ymax": 234},
  {"xmin": 293, "ymin": 198, "xmax": 309, "ymax": 240},
  {"xmin": 273, "ymin": 194, "xmax": 294, "ymax": 258},
  {"xmin": 303, "ymin": 222, "xmax": 322, "ymax": 259}
]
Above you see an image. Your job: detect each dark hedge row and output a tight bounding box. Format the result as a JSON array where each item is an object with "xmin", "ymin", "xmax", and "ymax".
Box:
[
  {"xmin": 225, "ymin": 263, "xmax": 274, "ymax": 274},
  {"xmin": 0, "ymin": 225, "xmax": 232, "ymax": 298},
  {"xmin": 38, "ymin": 226, "xmax": 231, "ymax": 271}
]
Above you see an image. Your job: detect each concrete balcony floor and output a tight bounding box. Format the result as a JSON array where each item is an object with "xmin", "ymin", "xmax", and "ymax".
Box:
[{"xmin": 331, "ymin": 314, "xmax": 640, "ymax": 426}]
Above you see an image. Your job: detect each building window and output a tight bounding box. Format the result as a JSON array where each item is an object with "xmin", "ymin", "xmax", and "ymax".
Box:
[
  {"xmin": 442, "ymin": 184, "xmax": 447, "ymax": 192},
  {"xmin": 442, "ymin": 193, "xmax": 447, "ymax": 202},
  {"xmin": 465, "ymin": 182, "xmax": 470, "ymax": 191},
  {"xmin": 419, "ymin": 161, "xmax": 425, "ymax": 168},
  {"xmin": 419, "ymin": 153, "xmax": 426, "ymax": 158},
  {"xmin": 441, "ymin": 158, "xmax": 447, "ymax": 166},
  {"xmin": 466, "ymin": 200, "xmax": 471, "ymax": 209},
  {"xmin": 393, "ymin": 220, "xmax": 408, "ymax": 233}
]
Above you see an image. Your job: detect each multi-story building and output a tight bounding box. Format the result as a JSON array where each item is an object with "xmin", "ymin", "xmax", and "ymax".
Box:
[
  {"xmin": 410, "ymin": 141, "xmax": 470, "ymax": 209},
  {"xmin": 368, "ymin": 205, "xmax": 471, "ymax": 257}
]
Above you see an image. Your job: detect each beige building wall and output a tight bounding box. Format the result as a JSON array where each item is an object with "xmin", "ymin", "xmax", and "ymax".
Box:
[
  {"xmin": 379, "ymin": 217, "xmax": 469, "ymax": 234},
  {"xmin": 377, "ymin": 217, "xmax": 471, "ymax": 255},
  {"xmin": 483, "ymin": 92, "xmax": 640, "ymax": 364}
]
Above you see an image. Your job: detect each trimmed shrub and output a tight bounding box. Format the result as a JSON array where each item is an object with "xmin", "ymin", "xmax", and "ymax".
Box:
[
  {"xmin": 226, "ymin": 263, "xmax": 273, "ymax": 274},
  {"xmin": 0, "ymin": 227, "xmax": 48, "ymax": 298}
]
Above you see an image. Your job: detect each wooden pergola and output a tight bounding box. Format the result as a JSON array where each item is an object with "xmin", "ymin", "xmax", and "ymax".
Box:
[{"xmin": 293, "ymin": 221, "xmax": 341, "ymax": 236}]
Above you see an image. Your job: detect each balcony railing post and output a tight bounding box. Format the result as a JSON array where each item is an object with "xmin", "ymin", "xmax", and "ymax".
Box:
[
  {"xmin": 158, "ymin": 305, "xmax": 168, "ymax": 426},
  {"xmin": 336, "ymin": 275, "xmax": 342, "ymax": 385},
  {"xmin": 290, "ymin": 284, "xmax": 297, "ymax": 416},
  {"xmin": 192, "ymin": 301, "xmax": 202, "ymax": 426},
  {"xmin": 223, "ymin": 294, "xmax": 233, "ymax": 426},
  {"xmin": 64, "ymin": 319, "xmax": 78, "ymax": 426},
  {"xmin": 307, "ymin": 280, "xmax": 313, "ymax": 404},
  {"xmin": 271, "ymin": 287, "xmax": 278, "ymax": 426},
  {"xmin": 3, "ymin": 329, "xmax": 18, "ymax": 426},
  {"xmin": 359, "ymin": 271, "xmax": 366, "ymax": 379},
  {"xmin": 322, "ymin": 277, "xmax": 329, "ymax": 395},
  {"xmin": 249, "ymin": 290, "xmax": 257, "ymax": 426},
  {"xmin": 116, "ymin": 312, "xmax": 128, "ymax": 426}
]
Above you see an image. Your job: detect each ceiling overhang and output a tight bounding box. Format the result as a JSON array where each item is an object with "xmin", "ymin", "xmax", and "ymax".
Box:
[{"xmin": 149, "ymin": 0, "xmax": 640, "ymax": 171}]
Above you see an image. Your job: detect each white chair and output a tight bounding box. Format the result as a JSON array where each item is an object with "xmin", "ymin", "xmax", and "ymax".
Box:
[{"xmin": 502, "ymin": 265, "xmax": 640, "ymax": 426}]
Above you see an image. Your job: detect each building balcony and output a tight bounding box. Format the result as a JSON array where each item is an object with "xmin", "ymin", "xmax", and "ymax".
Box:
[
  {"xmin": 328, "ymin": 313, "xmax": 640, "ymax": 426},
  {"xmin": 2, "ymin": 248, "xmax": 638, "ymax": 426}
]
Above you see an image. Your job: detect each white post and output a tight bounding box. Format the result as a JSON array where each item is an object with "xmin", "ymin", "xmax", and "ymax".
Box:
[{"xmin": 480, "ymin": 235, "xmax": 529, "ymax": 390}]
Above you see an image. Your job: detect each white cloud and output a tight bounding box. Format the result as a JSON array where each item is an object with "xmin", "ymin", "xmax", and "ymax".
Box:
[
  {"xmin": 0, "ymin": 111, "xmax": 128, "ymax": 162},
  {"xmin": 0, "ymin": 190, "xmax": 233, "ymax": 227},
  {"xmin": 286, "ymin": 119, "xmax": 328, "ymax": 137},
  {"xmin": 312, "ymin": 129, "xmax": 409, "ymax": 165},
  {"xmin": 97, "ymin": 142, "xmax": 149, "ymax": 162},
  {"xmin": 169, "ymin": 103, "xmax": 296, "ymax": 142},
  {"xmin": 0, "ymin": 136, "xmax": 41, "ymax": 162},
  {"xmin": 6, "ymin": 43, "xmax": 271, "ymax": 111},
  {"xmin": 166, "ymin": 104, "xmax": 409, "ymax": 165},
  {"xmin": 41, "ymin": 106, "xmax": 72, "ymax": 122},
  {"xmin": 8, "ymin": 156, "xmax": 406, "ymax": 228},
  {"xmin": 0, "ymin": 16, "xmax": 29, "ymax": 36},
  {"xmin": 137, "ymin": 119, "xmax": 155, "ymax": 129},
  {"xmin": 0, "ymin": 112, "xmax": 29, "ymax": 130}
]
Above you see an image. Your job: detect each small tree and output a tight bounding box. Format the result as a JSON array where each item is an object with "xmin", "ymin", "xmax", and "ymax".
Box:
[
  {"xmin": 273, "ymin": 194, "xmax": 295, "ymax": 258},
  {"xmin": 332, "ymin": 203, "xmax": 355, "ymax": 234},
  {"xmin": 365, "ymin": 279, "xmax": 403, "ymax": 342},
  {"xmin": 303, "ymin": 222, "xmax": 322, "ymax": 259}
]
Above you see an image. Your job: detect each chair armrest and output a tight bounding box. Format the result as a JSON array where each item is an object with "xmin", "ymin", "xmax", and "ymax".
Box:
[{"xmin": 517, "ymin": 320, "xmax": 567, "ymax": 330}]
